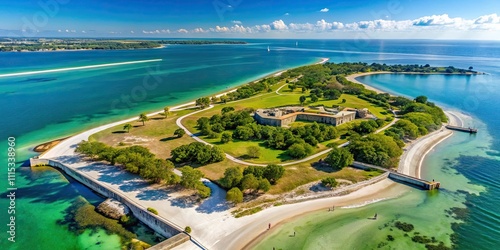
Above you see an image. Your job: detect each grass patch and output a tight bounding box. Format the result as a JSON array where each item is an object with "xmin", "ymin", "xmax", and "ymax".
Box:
[
  {"xmin": 268, "ymin": 156, "xmax": 382, "ymax": 194},
  {"xmin": 233, "ymin": 206, "xmax": 263, "ymax": 218}
]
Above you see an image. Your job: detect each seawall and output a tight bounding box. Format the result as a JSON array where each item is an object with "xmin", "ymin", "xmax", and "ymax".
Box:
[{"xmin": 29, "ymin": 158, "xmax": 191, "ymax": 248}]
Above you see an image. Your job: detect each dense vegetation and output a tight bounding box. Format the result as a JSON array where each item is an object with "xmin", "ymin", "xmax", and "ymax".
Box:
[
  {"xmin": 0, "ymin": 38, "xmax": 246, "ymax": 52},
  {"xmin": 76, "ymin": 141, "xmax": 180, "ymax": 184},
  {"xmin": 196, "ymin": 108, "xmax": 338, "ymax": 159},
  {"xmin": 219, "ymin": 165, "xmax": 283, "ymax": 203},
  {"xmin": 170, "ymin": 142, "xmax": 225, "ymax": 165},
  {"xmin": 76, "ymin": 141, "xmax": 213, "ymax": 198}
]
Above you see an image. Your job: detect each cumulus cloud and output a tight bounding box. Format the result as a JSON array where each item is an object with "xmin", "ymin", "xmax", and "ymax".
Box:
[
  {"xmin": 320, "ymin": 8, "xmax": 329, "ymax": 13},
  {"xmin": 142, "ymin": 29, "xmax": 170, "ymax": 34},
  {"xmin": 160, "ymin": 13, "xmax": 499, "ymax": 37},
  {"xmin": 412, "ymin": 14, "xmax": 464, "ymax": 26},
  {"xmin": 474, "ymin": 13, "xmax": 500, "ymax": 24},
  {"xmin": 271, "ymin": 20, "xmax": 288, "ymax": 30}
]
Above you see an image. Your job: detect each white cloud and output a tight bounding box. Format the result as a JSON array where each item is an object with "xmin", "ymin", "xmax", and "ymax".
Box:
[
  {"xmin": 142, "ymin": 29, "xmax": 170, "ymax": 34},
  {"xmin": 271, "ymin": 20, "xmax": 288, "ymax": 30},
  {"xmin": 284, "ymin": 13, "xmax": 290, "ymax": 16},
  {"xmin": 232, "ymin": 20, "xmax": 242, "ymax": 24},
  {"xmin": 474, "ymin": 13, "xmax": 500, "ymax": 24},
  {"xmin": 193, "ymin": 28, "xmax": 207, "ymax": 33},
  {"xmin": 154, "ymin": 13, "xmax": 500, "ymax": 39},
  {"xmin": 320, "ymin": 8, "xmax": 329, "ymax": 13},
  {"xmin": 130, "ymin": 30, "xmax": 134, "ymax": 34}
]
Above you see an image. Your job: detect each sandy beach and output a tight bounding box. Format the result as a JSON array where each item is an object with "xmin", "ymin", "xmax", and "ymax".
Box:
[
  {"xmin": 39, "ymin": 68, "xmax": 459, "ymax": 250},
  {"xmin": 345, "ymin": 71, "xmax": 392, "ymax": 93}
]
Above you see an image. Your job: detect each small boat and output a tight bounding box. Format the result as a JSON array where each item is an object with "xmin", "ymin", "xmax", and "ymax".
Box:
[{"xmin": 267, "ymin": 46, "xmax": 270, "ymax": 52}]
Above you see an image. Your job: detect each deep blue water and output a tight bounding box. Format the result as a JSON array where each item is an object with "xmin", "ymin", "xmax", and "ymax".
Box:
[{"xmin": 0, "ymin": 39, "xmax": 499, "ymax": 249}]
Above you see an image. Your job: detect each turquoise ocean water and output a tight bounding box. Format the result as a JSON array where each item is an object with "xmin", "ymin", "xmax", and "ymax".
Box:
[{"xmin": 0, "ymin": 40, "xmax": 499, "ymax": 249}]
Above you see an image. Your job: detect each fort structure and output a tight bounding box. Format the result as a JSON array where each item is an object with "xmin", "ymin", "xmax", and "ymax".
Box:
[{"xmin": 253, "ymin": 106, "xmax": 358, "ymax": 127}]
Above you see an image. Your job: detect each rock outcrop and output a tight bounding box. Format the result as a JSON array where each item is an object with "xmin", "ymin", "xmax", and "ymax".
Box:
[{"xmin": 96, "ymin": 198, "xmax": 130, "ymax": 220}]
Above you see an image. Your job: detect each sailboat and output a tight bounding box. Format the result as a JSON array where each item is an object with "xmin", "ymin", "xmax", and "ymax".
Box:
[{"xmin": 267, "ymin": 46, "xmax": 270, "ymax": 52}]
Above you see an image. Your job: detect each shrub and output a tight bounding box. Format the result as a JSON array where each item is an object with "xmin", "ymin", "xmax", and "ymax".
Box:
[
  {"xmin": 321, "ymin": 177, "xmax": 338, "ymax": 188},
  {"xmin": 174, "ymin": 128, "xmax": 186, "ymax": 138},
  {"xmin": 325, "ymin": 147, "xmax": 354, "ymax": 169},
  {"xmin": 246, "ymin": 146, "xmax": 261, "ymax": 158},
  {"xmin": 196, "ymin": 183, "xmax": 211, "ymax": 199},
  {"xmin": 220, "ymin": 132, "xmax": 232, "ymax": 143},
  {"xmin": 185, "ymin": 226, "xmax": 192, "ymax": 234},
  {"xmin": 147, "ymin": 207, "xmax": 158, "ymax": 215},
  {"xmin": 226, "ymin": 187, "xmax": 243, "ymax": 204}
]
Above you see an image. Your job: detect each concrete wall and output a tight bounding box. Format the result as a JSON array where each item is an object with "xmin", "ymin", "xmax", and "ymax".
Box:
[
  {"xmin": 388, "ymin": 173, "xmax": 439, "ymax": 190},
  {"xmin": 30, "ymin": 158, "xmax": 182, "ymax": 238},
  {"xmin": 254, "ymin": 111, "xmax": 356, "ymax": 127}
]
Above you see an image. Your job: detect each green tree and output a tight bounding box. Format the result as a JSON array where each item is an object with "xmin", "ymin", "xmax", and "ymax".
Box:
[
  {"xmin": 123, "ymin": 123, "xmax": 132, "ymax": 133},
  {"xmin": 414, "ymin": 95, "xmax": 428, "ymax": 104},
  {"xmin": 139, "ymin": 113, "xmax": 149, "ymax": 126},
  {"xmin": 226, "ymin": 187, "xmax": 243, "ymax": 204},
  {"xmin": 258, "ymin": 178, "xmax": 271, "ymax": 192},
  {"xmin": 299, "ymin": 95, "xmax": 306, "ymax": 105},
  {"xmin": 196, "ymin": 97, "xmax": 211, "ymax": 109},
  {"xmin": 174, "ymin": 128, "xmax": 186, "ymax": 138},
  {"xmin": 263, "ymin": 164, "xmax": 285, "ymax": 184},
  {"xmin": 220, "ymin": 132, "xmax": 232, "ymax": 143},
  {"xmin": 321, "ymin": 177, "xmax": 338, "ymax": 188},
  {"xmin": 196, "ymin": 183, "xmax": 211, "ymax": 199},
  {"xmin": 220, "ymin": 95, "xmax": 229, "ymax": 104},
  {"xmin": 221, "ymin": 106, "xmax": 235, "ymax": 114},
  {"xmin": 220, "ymin": 167, "xmax": 243, "ymax": 189},
  {"xmin": 180, "ymin": 166, "xmax": 204, "ymax": 189},
  {"xmin": 163, "ymin": 106, "xmax": 170, "ymax": 118},
  {"xmin": 246, "ymin": 146, "xmax": 261, "ymax": 158},
  {"xmin": 287, "ymin": 143, "xmax": 313, "ymax": 159},
  {"xmin": 348, "ymin": 134, "xmax": 403, "ymax": 168},
  {"xmin": 325, "ymin": 147, "xmax": 354, "ymax": 169},
  {"xmin": 310, "ymin": 94, "xmax": 319, "ymax": 103},
  {"xmin": 243, "ymin": 166, "xmax": 265, "ymax": 178},
  {"xmin": 240, "ymin": 174, "xmax": 259, "ymax": 191}
]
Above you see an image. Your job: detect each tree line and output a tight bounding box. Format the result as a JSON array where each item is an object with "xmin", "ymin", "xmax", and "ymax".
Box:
[
  {"xmin": 75, "ymin": 141, "xmax": 212, "ymax": 199},
  {"xmin": 219, "ymin": 165, "xmax": 285, "ymax": 204}
]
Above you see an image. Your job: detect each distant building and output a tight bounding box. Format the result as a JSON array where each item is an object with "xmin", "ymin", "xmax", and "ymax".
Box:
[{"xmin": 254, "ymin": 106, "xmax": 356, "ymax": 127}]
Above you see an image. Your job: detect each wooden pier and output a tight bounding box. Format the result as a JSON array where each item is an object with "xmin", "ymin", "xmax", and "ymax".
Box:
[
  {"xmin": 352, "ymin": 161, "xmax": 440, "ymax": 190},
  {"xmin": 445, "ymin": 125, "xmax": 477, "ymax": 134}
]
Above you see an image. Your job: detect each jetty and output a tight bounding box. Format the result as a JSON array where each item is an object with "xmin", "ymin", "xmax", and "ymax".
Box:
[
  {"xmin": 352, "ymin": 161, "xmax": 440, "ymax": 190},
  {"xmin": 445, "ymin": 125, "xmax": 477, "ymax": 134}
]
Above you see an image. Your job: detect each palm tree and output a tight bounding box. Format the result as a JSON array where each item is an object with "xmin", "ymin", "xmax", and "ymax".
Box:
[
  {"xmin": 123, "ymin": 123, "xmax": 132, "ymax": 133},
  {"xmin": 139, "ymin": 113, "xmax": 149, "ymax": 126},
  {"xmin": 163, "ymin": 106, "xmax": 170, "ymax": 118}
]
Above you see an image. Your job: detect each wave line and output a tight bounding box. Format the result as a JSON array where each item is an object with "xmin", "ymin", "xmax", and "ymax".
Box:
[{"xmin": 0, "ymin": 59, "xmax": 163, "ymax": 78}]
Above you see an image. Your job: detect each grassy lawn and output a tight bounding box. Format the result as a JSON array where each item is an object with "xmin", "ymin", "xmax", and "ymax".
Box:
[{"xmin": 89, "ymin": 110, "xmax": 198, "ymax": 159}]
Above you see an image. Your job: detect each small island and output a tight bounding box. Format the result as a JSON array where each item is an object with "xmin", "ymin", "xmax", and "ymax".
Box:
[
  {"xmin": 32, "ymin": 61, "xmax": 473, "ymax": 250},
  {"xmin": 0, "ymin": 38, "xmax": 247, "ymax": 52}
]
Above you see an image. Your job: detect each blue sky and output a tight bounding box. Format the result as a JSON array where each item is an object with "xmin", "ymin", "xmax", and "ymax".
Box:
[{"xmin": 1, "ymin": 0, "xmax": 499, "ymax": 39}]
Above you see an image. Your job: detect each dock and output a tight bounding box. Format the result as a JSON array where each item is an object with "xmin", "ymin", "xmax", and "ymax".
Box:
[
  {"xmin": 352, "ymin": 161, "xmax": 440, "ymax": 190},
  {"xmin": 445, "ymin": 125, "xmax": 477, "ymax": 133}
]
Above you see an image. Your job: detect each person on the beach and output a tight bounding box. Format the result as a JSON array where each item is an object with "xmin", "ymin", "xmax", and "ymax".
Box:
[
  {"xmin": 294, "ymin": 231, "xmax": 296, "ymax": 237},
  {"xmin": 268, "ymin": 223, "xmax": 271, "ymax": 230},
  {"xmin": 374, "ymin": 213, "xmax": 378, "ymax": 219}
]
